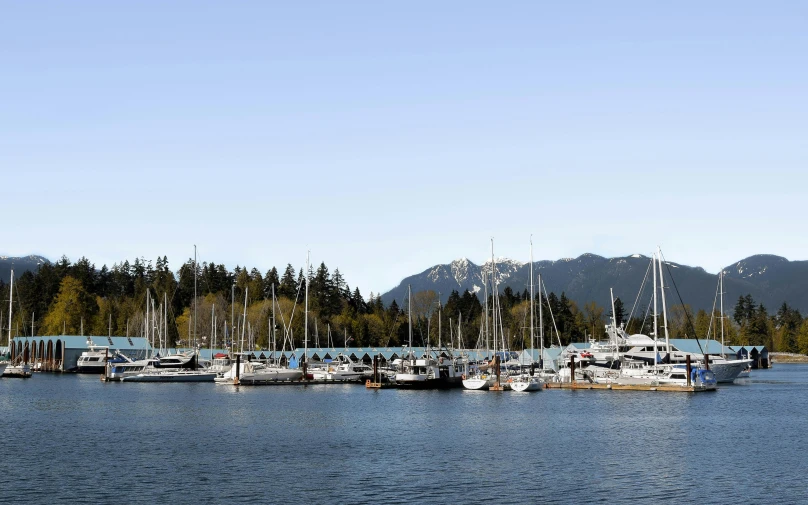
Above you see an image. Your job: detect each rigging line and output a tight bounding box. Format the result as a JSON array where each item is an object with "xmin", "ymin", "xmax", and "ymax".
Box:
[
  {"xmin": 705, "ymin": 274, "xmax": 721, "ymax": 342},
  {"xmin": 540, "ymin": 277, "xmax": 563, "ymax": 349},
  {"xmin": 659, "ymin": 250, "xmax": 705, "ymax": 355},
  {"xmin": 625, "ymin": 258, "xmax": 653, "ymax": 326}
]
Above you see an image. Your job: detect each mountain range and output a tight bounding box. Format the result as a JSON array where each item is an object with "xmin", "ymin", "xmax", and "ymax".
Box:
[
  {"xmin": 380, "ymin": 253, "xmax": 808, "ymax": 315},
  {"xmin": 0, "ymin": 255, "xmax": 50, "ymax": 285},
  {"xmin": 2, "ymin": 253, "xmax": 806, "ymax": 316}
]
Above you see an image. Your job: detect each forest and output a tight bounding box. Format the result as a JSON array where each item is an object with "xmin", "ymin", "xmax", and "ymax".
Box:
[{"xmin": 1, "ymin": 255, "xmax": 807, "ymax": 354}]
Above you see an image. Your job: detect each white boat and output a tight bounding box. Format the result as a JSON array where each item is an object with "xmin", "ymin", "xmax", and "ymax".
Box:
[
  {"xmin": 74, "ymin": 339, "xmax": 111, "ymax": 373},
  {"xmin": 121, "ymin": 368, "xmax": 217, "ymax": 382},
  {"xmin": 507, "ymin": 240, "xmax": 544, "ymax": 393},
  {"xmin": 311, "ymin": 354, "xmax": 370, "ymax": 381},
  {"xmin": 218, "ymin": 358, "xmax": 303, "ymax": 384},
  {"xmin": 706, "ymin": 357, "xmax": 752, "ymax": 383},
  {"xmin": 463, "ymin": 242, "xmax": 507, "ymax": 391},
  {"xmin": 591, "ymin": 250, "xmax": 716, "ymax": 390},
  {"xmin": 108, "ymin": 358, "xmax": 155, "ymax": 380},
  {"xmin": 2, "ymin": 271, "xmax": 32, "ymax": 379},
  {"xmin": 461, "ymin": 372, "xmax": 496, "ymax": 390},
  {"xmin": 3, "ymin": 363, "xmax": 32, "ymax": 378},
  {"xmin": 508, "ymin": 372, "xmax": 543, "ymax": 392}
]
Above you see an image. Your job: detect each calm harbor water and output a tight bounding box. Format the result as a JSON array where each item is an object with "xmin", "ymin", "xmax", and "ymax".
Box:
[{"xmin": 2, "ymin": 366, "xmax": 807, "ymax": 504}]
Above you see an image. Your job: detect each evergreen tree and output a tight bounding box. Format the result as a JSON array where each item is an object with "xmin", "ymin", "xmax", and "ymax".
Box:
[{"xmin": 279, "ymin": 264, "xmax": 296, "ymax": 299}]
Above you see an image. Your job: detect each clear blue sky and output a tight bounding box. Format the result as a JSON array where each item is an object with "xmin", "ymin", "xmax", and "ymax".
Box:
[{"xmin": 2, "ymin": 1, "xmax": 806, "ymax": 296}]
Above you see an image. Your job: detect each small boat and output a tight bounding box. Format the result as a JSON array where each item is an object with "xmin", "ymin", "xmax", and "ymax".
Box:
[
  {"xmin": 2, "ymin": 270, "xmax": 32, "ymax": 379},
  {"xmin": 312, "ymin": 354, "xmax": 371, "ymax": 381},
  {"xmin": 3, "ymin": 362, "xmax": 32, "ymax": 378},
  {"xmin": 217, "ymin": 357, "xmax": 303, "ymax": 384}
]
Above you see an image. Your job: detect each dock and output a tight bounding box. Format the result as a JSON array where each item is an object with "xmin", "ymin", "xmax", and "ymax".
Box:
[{"xmin": 544, "ymin": 382, "xmax": 714, "ymax": 392}]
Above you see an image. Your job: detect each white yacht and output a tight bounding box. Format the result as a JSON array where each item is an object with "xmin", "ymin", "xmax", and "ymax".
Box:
[
  {"xmin": 74, "ymin": 340, "xmax": 111, "ymax": 373},
  {"xmin": 311, "ymin": 354, "xmax": 371, "ymax": 381}
]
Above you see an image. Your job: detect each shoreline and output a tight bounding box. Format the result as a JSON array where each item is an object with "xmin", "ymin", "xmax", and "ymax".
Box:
[{"xmin": 770, "ymin": 353, "xmax": 808, "ymax": 363}]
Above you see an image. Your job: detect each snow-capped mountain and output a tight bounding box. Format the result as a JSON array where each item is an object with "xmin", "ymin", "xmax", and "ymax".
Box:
[
  {"xmin": 0, "ymin": 255, "xmax": 50, "ymax": 283},
  {"xmin": 381, "ymin": 253, "xmax": 808, "ymax": 314}
]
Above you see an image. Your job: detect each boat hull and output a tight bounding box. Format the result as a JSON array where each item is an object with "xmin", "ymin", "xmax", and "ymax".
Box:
[
  {"xmin": 709, "ymin": 359, "xmax": 753, "ymax": 383},
  {"xmin": 121, "ymin": 371, "xmax": 217, "ymax": 382},
  {"xmin": 2, "ymin": 364, "xmax": 32, "ymax": 378}
]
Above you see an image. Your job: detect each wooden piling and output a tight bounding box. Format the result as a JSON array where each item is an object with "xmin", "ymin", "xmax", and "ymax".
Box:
[{"xmin": 686, "ymin": 354, "xmax": 691, "ymax": 387}]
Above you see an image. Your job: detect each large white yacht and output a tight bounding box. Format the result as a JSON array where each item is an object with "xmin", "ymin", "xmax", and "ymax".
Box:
[{"xmin": 74, "ymin": 339, "xmax": 111, "ymax": 373}]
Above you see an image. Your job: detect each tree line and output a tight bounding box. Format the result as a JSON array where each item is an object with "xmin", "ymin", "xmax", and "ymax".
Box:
[{"xmin": 1, "ymin": 255, "xmax": 806, "ymax": 354}]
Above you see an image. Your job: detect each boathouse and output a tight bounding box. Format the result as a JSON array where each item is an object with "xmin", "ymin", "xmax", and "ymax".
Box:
[
  {"xmin": 8, "ymin": 335, "xmax": 151, "ymax": 372},
  {"xmin": 727, "ymin": 344, "xmax": 770, "ymax": 368}
]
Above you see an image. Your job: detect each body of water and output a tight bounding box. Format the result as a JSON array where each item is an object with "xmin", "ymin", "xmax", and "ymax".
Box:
[{"xmin": 1, "ymin": 365, "xmax": 806, "ymax": 504}]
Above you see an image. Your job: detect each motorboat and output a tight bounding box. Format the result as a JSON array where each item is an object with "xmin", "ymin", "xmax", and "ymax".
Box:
[
  {"xmin": 74, "ymin": 339, "xmax": 111, "ymax": 373},
  {"xmin": 312, "ymin": 354, "xmax": 371, "ymax": 381}
]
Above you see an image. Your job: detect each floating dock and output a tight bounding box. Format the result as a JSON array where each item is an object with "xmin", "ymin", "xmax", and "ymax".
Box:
[{"xmin": 544, "ymin": 382, "xmax": 714, "ymax": 392}]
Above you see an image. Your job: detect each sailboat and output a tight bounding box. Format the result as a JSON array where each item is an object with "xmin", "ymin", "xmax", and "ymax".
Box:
[
  {"xmin": 3, "ymin": 270, "xmax": 32, "ymax": 378},
  {"xmin": 121, "ymin": 247, "xmax": 216, "ymax": 383},
  {"xmin": 463, "ymin": 240, "xmax": 505, "ymax": 391},
  {"xmin": 509, "ymin": 239, "xmax": 543, "ymax": 392},
  {"xmin": 701, "ymin": 270, "xmax": 753, "ymax": 383}
]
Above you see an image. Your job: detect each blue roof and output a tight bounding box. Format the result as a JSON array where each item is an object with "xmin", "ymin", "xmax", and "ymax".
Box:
[
  {"xmin": 10, "ymin": 335, "xmax": 151, "ymax": 350},
  {"xmin": 670, "ymin": 338, "xmax": 735, "ymax": 355}
]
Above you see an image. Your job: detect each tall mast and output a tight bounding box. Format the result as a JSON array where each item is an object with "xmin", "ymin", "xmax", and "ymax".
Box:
[
  {"xmin": 538, "ymin": 273, "xmax": 544, "ymax": 367},
  {"xmin": 652, "ymin": 252, "xmax": 658, "ymax": 366},
  {"xmin": 483, "ymin": 270, "xmax": 489, "ymax": 358},
  {"xmin": 271, "ymin": 284, "xmax": 277, "ymax": 359},
  {"xmin": 720, "ymin": 270, "xmax": 725, "ymax": 351},
  {"xmin": 530, "ymin": 238, "xmax": 535, "ymax": 360},
  {"xmin": 304, "ymin": 251, "xmax": 309, "ymax": 363},
  {"xmin": 657, "ymin": 246, "xmax": 671, "ymax": 356},
  {"xmin": 407, "ymin": 285, "xmax": 412, "ymax": 349},
  {"xmin": 241, "ymin": 286, "xmax": 248, "ymax": 353},
  {"xmin": 7, "ymin": 270, "xmax": 13, "ymax": 347},
  {"xmin": 438, "ymin": 299, "xmax": 442, "ymax": 349},
  {"xmin": 194, "ymin": 245, "xmax": 198, "ymax": 350},
  {"xmin": 491, "ymin": 239, "xmax": 497, "ymax": 356}
]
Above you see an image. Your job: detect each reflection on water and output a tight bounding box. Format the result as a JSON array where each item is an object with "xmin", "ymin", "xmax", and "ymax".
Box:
[{"xmin": 1, "ymin": 366, "xmax": 806, "ymax": 504}]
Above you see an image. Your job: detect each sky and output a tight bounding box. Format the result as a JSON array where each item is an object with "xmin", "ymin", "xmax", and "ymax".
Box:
[{"xmin": 2, "ymin": 1, "xmax": 806, "ymax": 297}]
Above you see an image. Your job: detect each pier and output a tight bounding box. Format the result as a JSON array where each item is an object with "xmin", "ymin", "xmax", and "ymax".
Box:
[{"xmin": 544, "ymin": 382, "xmax": 714, "ymax": 392}]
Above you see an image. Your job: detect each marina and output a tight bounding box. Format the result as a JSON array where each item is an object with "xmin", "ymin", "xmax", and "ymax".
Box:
[{"xmin": 1, "ymin": 364, "xmax": 806, "ymax": 504}]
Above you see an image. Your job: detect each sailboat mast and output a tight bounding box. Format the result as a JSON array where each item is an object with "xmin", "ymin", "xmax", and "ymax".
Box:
[
  {"xmin": 408, "ymin": 285, "xmax": 412, "ymax": 349},
  {"xmin": 657, "ymin": 247, "xmax": 671, "ymax": 356},
  {"xmin": 241, "ymin": 286, "xmax": 248, "ymax": 353},
  {"xmin": 530, "ymin": 238, "xmax": 535, "ymax": 359},
  {"xmin": 438, "ymin": 300, "xmax": 442, "ymax": 349},
  {"xmin": 491, "ymin": 239, "xmax": 497, "ymax": 356},
  {"xmin": 652, "ymin": 252, "xmax": 658, "ymax": 366},
  {"xmin": 538, "ymin": 273, "xmax": 544, "ymax": 367},
  {"xmin": 304, "ymin": 251, "xmax": 309, "ymax": 363},
  {"xmin": 194, "ymin": 245, "xmax": 198, "ymax": 351},
  {"xmin": 271, "ymin": 284, "xmax": 277, "ymax": 358},
  {"xmin": 720, "ymin": 270, "xmax": 725, "ymax": 351},
  {"xmin": 7, "ymin": 270, "xmax": 13, "ymax": 347}
]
